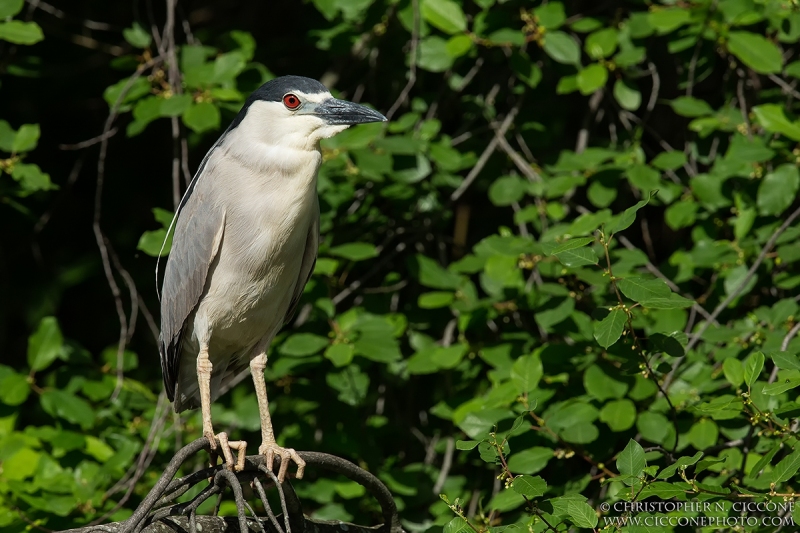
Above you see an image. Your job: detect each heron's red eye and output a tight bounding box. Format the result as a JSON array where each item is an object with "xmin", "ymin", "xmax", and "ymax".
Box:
[{"xmin": 283, "ymin": 94, "xmax": 301, "ymax": 109}]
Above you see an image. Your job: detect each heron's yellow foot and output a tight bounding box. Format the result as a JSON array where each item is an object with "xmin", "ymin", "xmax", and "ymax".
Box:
[
  {"xmin": 260, "ymin": 441, "xmax": 305, "ymax": 482},
  {"xmin": 205, "ymin": 431, "xmax": 248, "ymax": 471}
]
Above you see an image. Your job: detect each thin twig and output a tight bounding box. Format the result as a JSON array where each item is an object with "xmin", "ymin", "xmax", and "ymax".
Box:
[
  {"xmin": 451, "ymin": 98, "xmax": 522, "ymax": 202},
  {"xmin": 768, "ymin": 322, "xmax": 800, "ymax": 384},
  {"xmin": 736, "ymin": 72, "xmax": 753, "ymax": 140},
  {"xmin": 663, "ymin": 204, "xmax": 800, "ymax": 391},
  {"xmin": 385, "ymin": 0, "xmax": 419, "ymax": 120},
  {"xmin": 575, "ymin": 90, "xmax": 604, "ymax": 154},
  {"xmin": 59, "ymin": 128, "xmax": 119, "ymax": 150},
  {"xmin": 94, "ymin": 56, "xmax": 163, "ymax": 402},
  {"xmin": 768, "ymin": 74, "xmax": 800, "ymax": 101},
  {"xmin": 432, "ymin": 437, "xmax": 454, "ymax": 494},
  {"xmin": 617, "ymin": 235, "xmax": 717, "ymax": 325}
]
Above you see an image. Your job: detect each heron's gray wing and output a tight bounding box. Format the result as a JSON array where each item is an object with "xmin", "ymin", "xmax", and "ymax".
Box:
[
  {"xmin": 284, "ymin": 200, "xmax": 319, "ymax": 325},
  {"xmin": 159, "ymin": 169, "xmax": 226, "ymax": 402}
]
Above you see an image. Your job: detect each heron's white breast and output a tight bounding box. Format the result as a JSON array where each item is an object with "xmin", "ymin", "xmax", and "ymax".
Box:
[{"xmin": 193, "ymin": 127, "xmax": 321, "ymax": 349}]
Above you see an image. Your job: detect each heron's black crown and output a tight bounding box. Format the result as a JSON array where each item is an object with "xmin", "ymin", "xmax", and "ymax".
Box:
[
  {"xmin": 250, "ymin": 76, "xmax": 328, "ymax": 103},
  {"xmin": 227, "ymin": 76, "xmax": 329, "ymax": 132}
]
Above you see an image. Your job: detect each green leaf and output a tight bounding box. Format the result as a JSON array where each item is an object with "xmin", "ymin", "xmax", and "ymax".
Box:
[
  {"xmin": 534, "ymin": 2, "xmax": 565, "ymax": 29},
  {"xmin": 567, "ymin": 501, "xmax": 598, "ymax": 528},
  {"xmin": 723, "ymin": 358, "xmax": 744, "ymax": 387},
  {"xmin": 0, "ymin": 20, "xmax": 44, "ymax": 45},
  {"xmin": 670, "ymin": 96, "xmax": 713, "ymax": 117},
  {"xmin": 665, "ymin": 201, "xmax": 699, "ymax": 229},
  {"xmin": 27, "ymin": 317, "xmax": 64, "ymax": 372},
  {"xmin": 40, "ymin": 389, "xmax": 95, "ymax": 429},
  {"xmin": 613, "ymin": 80, "xmax": 641, "ymax": 111},
  {"xmin": 749, "ymin": 445, "xmax": 780, "ymax": 478},
  {"xmin": 554, "ymin": 247, "xmax": 598, "ymax": 268},
  {"xmin": 418, "ymin": 36, "xmax": 454, "ymax": 72},
  {"xmin": 752, "ymin": 104, "xmax": 800, "ymax": 141},
  {"xmin": 762, "ymin": 378, "xmax": 800, "ymax": 395},
  {"xmin": 560, "ymin": 422, "xmax": 599, "ymax": 444},
  {"xmin": 657, "ymin": 452, "xmax": 703, "ymax": 479},
  {"xmin": 608, "ymin": 193, "xmax": 653, "ymax": 234},
  {"xmin": 649, "ymin": 333, "xmax": 684, "ymax": 358},
  {"xmin": 138, "ymin": 229, "xmax": 169, "ymax": 257},
  {"xmin": 651, "ymin": 151, "xmax": 686, "ymax": 171},
  {"xmin": 599, "ymin": 399, "xmax": 636, "ymax": 431},
  {"xmin": 11, "ymin": 123, "xmax": 39, "ymax": 153},
  {"xmin": 411, "ymin": 254, "xmax": 461, "ymax": 289},
  {"xmin": 420, "ymin": 0, "xmax": 467, "ymax": 35},
  {"xmin": 772, "ymin": 448, "xmax": 800, "ymax": 483},
  {"xmin": 324, "ymin": 343, "xmax": 354, "ymax": 367},
  {"xmin": 458, "ymin": 409, "xmax": 515, "ymax": 439},
  {"xmin": 0, "ymin": 119, "xmax": 15, "ymax": 152},
  {"xmin": 584, "ymin": 28, "xmax": 617, "ymax": 59},
  {"xmin": 649, "ymin": 7, "xmax": 690, "ymax": 34},
  {"xmin": 542, "ymin": 237, "xmax": 594, "ymax": 255},
  {"xmin": 758, "ymin": 164, "xmax": 800, "ymax": 216},
  {"xmin": 10, "ymin": 163, "xmax": 55, "ymax": 193},
  {"xmin": 584, "ymin": 365, "xmax": 628, "ymax": 400},
  {"xmin": 687, "ymin": 418, "xmax": 718, "ymax": 449},
  {"xmin": 103, "ymin": 77, "xmax": 152, "ymax": 108},
  {"xmin": 593, "ymin": 308, "xmax": 627, "ymax": 348},
  {"xmin": 617, "ymin": 439, "xmax": 646, "ymax": 478},
  {"xmin": 456, "ymin": 440, "xmax": 479, "ymax": 450},
  {"xmin": 543, "ymin": 31, "xmax": 580, "ymax": 65},
  {"xmin": 510, "ymin": 352, "xmax": 543, "ymax": 393},
  {"xmin": 183, "ymin": 102, "xmax": 221, "ymax": 133},
  {"xmin": 443, "ymin": 518, "xmax": 472, "ymax": 533},
  {"xmin": 279, "ymin": 333, "xmax": 329, "ymax": 357},
  {"xmin": 160, "ymin": 94, "xmax": 193, "ymax": 117},
  {"xmin": 639, "ymin": 481, "xmax": 688, "ymax": 499},
  {"xmin": 488, "ymin": 175, "xmax": 526, "ymax": 206},
  {"xmin": 639, "ymin": 293, "xmax": 694, "ymax": 309},
  {"xmin": 512, "ymin": 475, "xmax": 546, "ymax": 498},
  {"xmin": 576, "ymin": 63, "xmax": 607, "ymax": 95},
  {"xmin": 418, "ymin": 291, "xmax": 454, "ymax": 309},
  {"xmin": 507, "ymin": 447, "xmax": 552, "ymax": 474},
  {"xmin": 772, "ymin": 352, "xmax": 800, "ymax": 371},
  {"xmin": 510, "ymin": 52, "xmax": 542, "ymax": 88},
  {"xmin": 329, "ymin": 243, "xmax": 378, "ymax": 261},
  {"xmin": 122, "ymin": 22, "xmax": 152, "ymax": 48},
  {"xmin": 0, "ymin": 0, "xmax": 24, "ymax": 18},
  {"xmin": 744, "ymin": 352, "xmax": 765, "ymax": 388},
  {"xmin": 727, "ymin": 31, "xmax": 783, "ymax": 74},
  {"xmin": 617, "ymin": 276, "xmax": 670, "ymax": 303},
  {"xmin": 3, "ymin": 448, "xmax": 40, "ymax": 480},
  {"xmin": 326, "ymin": 367, "xmax": 369, "ymax": 406},
  {"xmin": 787, "ymin": 60, "xmax": 800, "ymax": 79},
  {"xmin": 0, "ymin": 369, "xmax": 30, "ymax": 406},
  {"xmin": 445, "ymin": 35, "xmax": 472, "ymax": 58}
]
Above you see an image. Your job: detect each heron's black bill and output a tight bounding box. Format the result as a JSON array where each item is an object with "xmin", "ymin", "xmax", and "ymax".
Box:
[{"xmin": 312, "ymin": 98, "xmax": 387, "ymax": 125}]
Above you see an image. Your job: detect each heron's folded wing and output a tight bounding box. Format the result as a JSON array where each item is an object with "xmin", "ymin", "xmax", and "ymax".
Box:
[
  {"xmin": 284, "ymin": 200, "xmax": 319, "ymax": 325},
  {"xmin": 159, "ymin": 174, "xmax": 226, "ymax": 402}
]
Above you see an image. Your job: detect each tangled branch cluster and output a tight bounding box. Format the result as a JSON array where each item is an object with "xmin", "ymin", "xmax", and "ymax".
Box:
[{"xmin": 64, "ymin": 438, "xmax": 403, "ymax": 533}]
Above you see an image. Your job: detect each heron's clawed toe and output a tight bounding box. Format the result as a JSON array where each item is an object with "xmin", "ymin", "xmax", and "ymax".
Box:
[
  {"xmin": 260, "ymin": 442, "xmax": 305, "ymax": 482},
  {"xmin": 207, "ymin": 432, "xmax": 248, "ymax": 471}
]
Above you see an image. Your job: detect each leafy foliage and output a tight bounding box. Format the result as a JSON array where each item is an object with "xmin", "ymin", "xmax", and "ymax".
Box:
[{"xmin": 3, "ymin": 0, "xmax": 800, "ymax": 532}]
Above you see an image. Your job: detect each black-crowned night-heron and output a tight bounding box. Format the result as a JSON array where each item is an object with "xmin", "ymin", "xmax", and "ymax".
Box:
[{"xmin": 158, "ymin": 76, "xmax": 386, "ymax": 481}]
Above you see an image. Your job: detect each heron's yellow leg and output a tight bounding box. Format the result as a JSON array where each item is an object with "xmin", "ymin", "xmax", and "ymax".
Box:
[
  {"xmin": 250, "ymin": 352, "xmax": 305, "ymax": 482},
  {"xmin": 198, "ymin": 344, "xmax": 247, "ymax": 471}
]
